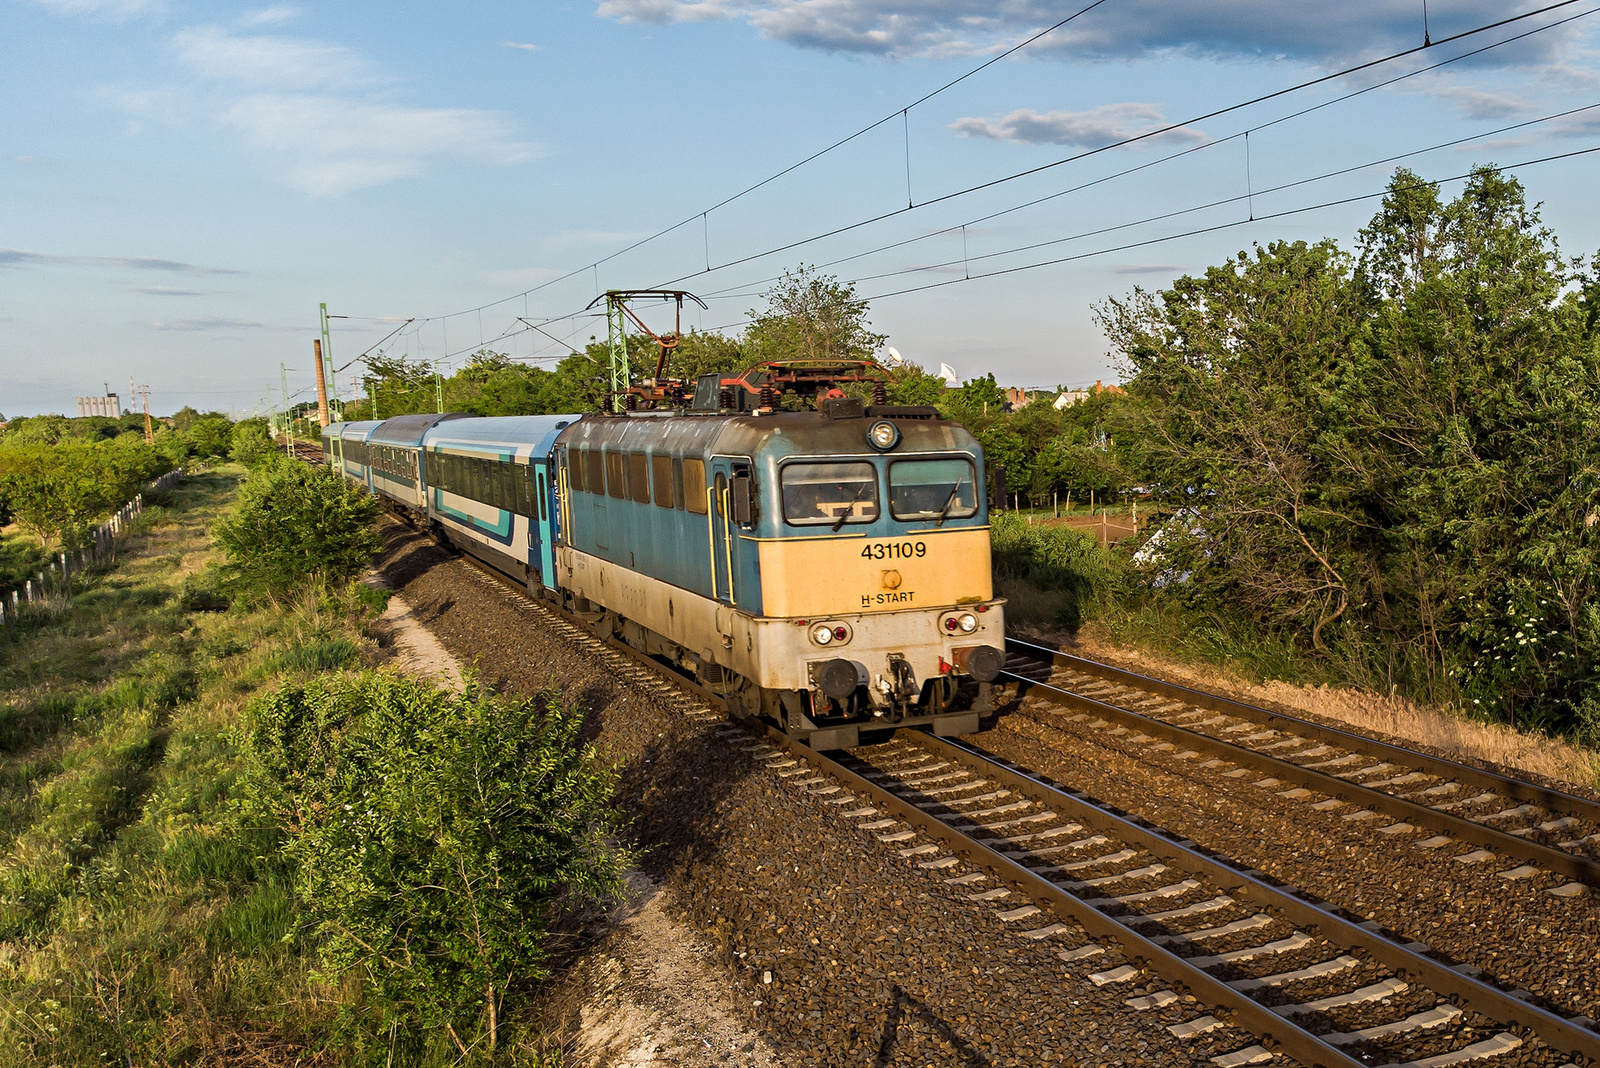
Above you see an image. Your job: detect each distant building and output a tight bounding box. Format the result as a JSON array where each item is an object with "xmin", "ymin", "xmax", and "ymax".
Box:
[
  {"xmin": 76, "ymin": 393, "xmax": 121, "ymax": 418},
  {"xmin": 1052, "ymin": 380, "xmax": 1125, "ymax": 410}
]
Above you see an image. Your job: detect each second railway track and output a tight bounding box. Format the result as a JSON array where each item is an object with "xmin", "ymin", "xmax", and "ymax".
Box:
[{"xmin": 1002, "ymin": 637, "xmax": 1600, "ymax": 892}]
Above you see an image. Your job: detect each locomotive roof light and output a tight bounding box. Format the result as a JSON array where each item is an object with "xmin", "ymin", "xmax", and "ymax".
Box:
[{"xmin": 867, "ymin": 419, "xmax": 900, "ymax": 451}]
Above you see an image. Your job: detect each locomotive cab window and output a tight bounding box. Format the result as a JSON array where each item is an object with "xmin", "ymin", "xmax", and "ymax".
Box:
[
  {"xmin": 781, "ymin": 461, "xmax": 879, "ymax": 526},
  {"xmin": 888, "ymin": 458, "xmax": 979, "ymax": 521}
]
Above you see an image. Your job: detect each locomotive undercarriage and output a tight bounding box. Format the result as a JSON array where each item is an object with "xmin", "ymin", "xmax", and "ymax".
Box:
[{"xmin": 565, "ymin": 592, "xmax": 989, "ymax": 749}]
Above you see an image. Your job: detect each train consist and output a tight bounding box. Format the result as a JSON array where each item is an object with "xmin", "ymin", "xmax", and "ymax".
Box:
[{"xmin": 324, "ymin": 359, "xmax": 1004, "ymax": 748}]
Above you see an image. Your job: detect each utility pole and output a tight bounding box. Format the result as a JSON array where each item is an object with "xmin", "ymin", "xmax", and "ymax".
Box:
[
  {"xmin": 138, "ymin": 385, "xmax": 153, "ymax": 444},
  {"xmin": 320, "ymin": 303, "xmax": 335, "ymax": 407},
  {"xmin": 435, "ymin": 368, "xmax": 443, "ymax": 413},
  {"xmin": 313, "ymin": 339, "xmax": 330, "ymax": 426}
]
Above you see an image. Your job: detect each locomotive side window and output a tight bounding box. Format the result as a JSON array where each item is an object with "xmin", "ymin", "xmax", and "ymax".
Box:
[
  {"xmin": 888, "ymin": 458, "xmax": 979, "ymax": 521},
  {"xmin": 586, "ymin": 449, "xmax": 605, "ymax": 497},
  {"xmin": 651, "ymin": 454, "xmax": 674, "ymax": 509},
  {"xmin": 781, "ymin": 461, "xmax": 879, "ymax": 526},
  {"xmin": 605, "ymin": 450, "xmax": 626, "ymax": 499},
  {"xmin": 629, "ymin": 453, "xmax": 651, "ymax": 504},
  {"xmin": 671, "ymin": 457, "xmax": 686, "ymax": 510},
  {"xmin": 683, "ymin": 458, "xmax": 708, "ymax": 514},
  {"xmin": 567, "ymin": 449, "xmax": 584, "ymax": 494}
]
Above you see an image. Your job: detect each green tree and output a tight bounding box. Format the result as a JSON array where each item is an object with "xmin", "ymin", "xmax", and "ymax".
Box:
[
  {"xmin": 744, "ymin": 265, "xmax": 886, "ymax": 364},
  {"xmin": 212, "ymin": 456, "xmax": 381, "ymax": 601},
  {"xmin": 0, "ymin": 440, "xmax": 170, "ymax": 547},
  {"xmin": 241, "ymin": 674, "xmax": 632, "ymax": 1054}
]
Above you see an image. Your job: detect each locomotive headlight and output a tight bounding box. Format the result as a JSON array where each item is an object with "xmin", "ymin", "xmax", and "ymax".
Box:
[
  {"xmin": 958, "ymin": 612, "xmax": 978, "ymax": 633},
  {"xmin": 811, "ymin": 623, "xmax": 835, "ymax": 646},
  {"xmin": 867, "ymin": 419, "xmax": 900, "ymax": 451}
]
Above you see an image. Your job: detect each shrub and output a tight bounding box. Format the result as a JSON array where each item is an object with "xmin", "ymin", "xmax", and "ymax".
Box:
[
  {"xmin": 212, "ymin": 457, "xmax": 381, "ymax": 602},
  {"xmin": 0, "ymin": 439, "xmax": 171, "ymax": 548},
  {"xmin": 240, "ymin": 673, "xmax": 632, "ymax": 1054},
  {"xmin": 229, "ymin": 420, "xmax": 274, "ymax": 465},
  {"xmin": 990, "ymin": 512, "xmax": 1124, "ymax": 630}
]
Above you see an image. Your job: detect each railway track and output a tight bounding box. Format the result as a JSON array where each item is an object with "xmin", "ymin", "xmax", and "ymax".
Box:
[
  {"xmin": 816, "ymin": 731, "xmax": 1600, "ymax": 1068},
  {"xmin": 1000, "ymin": 638, "xmax": 1600, "ymax": 893},
  {"xmin": 443, "ymin": 548, "xmax": 1599, "ymax": 1067}
]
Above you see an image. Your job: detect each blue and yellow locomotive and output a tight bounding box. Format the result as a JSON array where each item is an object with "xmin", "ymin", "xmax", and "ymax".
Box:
[{"xmin": 327, "ymin": 362, "xmax": 1004, "ymax": 748}]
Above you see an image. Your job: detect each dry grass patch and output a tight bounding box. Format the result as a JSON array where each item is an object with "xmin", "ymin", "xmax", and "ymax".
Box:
[{"xmin": 1044, "ymin": 623, "xmax": 1600, "ymax": 794}]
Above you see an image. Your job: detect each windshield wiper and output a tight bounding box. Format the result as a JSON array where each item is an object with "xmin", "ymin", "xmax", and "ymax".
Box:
[
  {"xmin": 933, "ymin": 478, "xmax": 967, "ymax": 528},
  {"xmin": 831, "ymin": 481, "xmax": 870, "ymax": 532}
]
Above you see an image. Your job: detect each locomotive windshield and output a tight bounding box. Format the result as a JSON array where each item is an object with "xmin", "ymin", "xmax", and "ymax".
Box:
[
  {"xmin": 781, "ymin": 461, "xmax": 880, "ymax": 526},
  {"xmin": 888, "ymin": 458, "xmax": 979, "ymax": 521}
]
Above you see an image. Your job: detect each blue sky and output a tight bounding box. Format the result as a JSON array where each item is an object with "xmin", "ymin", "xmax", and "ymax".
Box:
[{"xmin": 3, "ymin": 0, "xmax": 1599, "ymax": 417}]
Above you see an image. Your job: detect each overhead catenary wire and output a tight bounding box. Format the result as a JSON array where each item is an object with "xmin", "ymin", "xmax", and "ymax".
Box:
[
  {"xmin": 323, "ymin": 0, "xmax": 1591, "ymax": 392},
  {"xmin": 649, "ymin": 0, "xmax": 1590, "ymax": 289},
  {"xmin": 828, "ymin": 101, "xmax": 1600, "ymax": 290},
  {"xmin": 860, "ymin": 142, "xmax": 1600, "ymax": 301},
  {"xmin": 685, "ymin": 4, "xmax": 1597, "ymax": 304},
  {"xmin": 387, "ymin": 0, "xmax": 1114, "ymax": 331}
]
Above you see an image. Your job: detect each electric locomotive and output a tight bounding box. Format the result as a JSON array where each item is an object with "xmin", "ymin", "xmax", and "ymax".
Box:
[{"xmin": 326, "ymin": 360, "xmax": 1005, "ymax": 749}]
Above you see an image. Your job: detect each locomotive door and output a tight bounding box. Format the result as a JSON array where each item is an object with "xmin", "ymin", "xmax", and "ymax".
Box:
[{"xmin": 709, "ymin": 455, "xmax": 753, "ymax": 608}]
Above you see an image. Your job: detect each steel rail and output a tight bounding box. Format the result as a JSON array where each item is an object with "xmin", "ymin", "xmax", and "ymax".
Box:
[
  {"xmin": 755, "ymin": 725, "xmax": 1374, "ymax": 1068},
  {"xmin": 931, "ymin": 735, "xmax": 1600, "ymax": 1065},
  {"xmin": 1002, "ymin": 641, "xmax": 1600, "ymax": 886},
  {"xmin": 1010, "ymin": 636, "xmax": 1600, "ymax": 824}
]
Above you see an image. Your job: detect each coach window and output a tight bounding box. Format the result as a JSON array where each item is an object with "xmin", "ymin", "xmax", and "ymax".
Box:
[
  {"xmin": 585, "ymin": 448, "xmax": 605, "ymax": 496},
  {"xmin": 501, "ymin": 460, "xmax": 517, "ymax": 511},
  {"xmin": 781, "ymin": 461, "xmax": 879, "ymax": 526},
  {"xmin": 651, "ymin": 454, "xmax": 674, "ymax": 509},
  {"xmin": 683, "ymin": 457, "xmax": 708, "ymax": 515},
  {"xmin": 605, "ymin": 450, "xmax": 626, "ymax": 500},
  {"xmin": 536, "ymin": 471, "xmax": 548, "ymax": 521},
  {"xmin": 629, "ymin": 453, "xmax": 651, "ymax": 504}
]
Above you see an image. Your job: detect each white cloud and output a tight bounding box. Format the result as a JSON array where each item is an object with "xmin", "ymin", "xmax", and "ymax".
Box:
[
  {"xmin": 952, "ymin": 104, "xmax": 1207, "ymax": 149},
  {"xmin": 29, "ymin": 0, "xmax": 163, "ymax": 20},
  {"xmin": 149, "ymin": 317, "xmax": 266, "ymax": 331},
  {"xmin": 0, "ymin": 248, "xmax": 239, "ymax": 273},
  {"xmin": 595, "ymin": 0, "xmax": 1574, "ymax": 64},
  {"xmin": 137, "ymin": 285, "xmax": 204, "ymax": 295},
  {"xmin": 220, "ymin": 94, "xmax": 536, "ymax": 196},
  {"xmin": 502, "ymin": 41, "xmax": 540, "ymax": 51},
  {"xmin": 240, "ymin": 5, "xmax": 299, "ymax": 27},
  {"xmin": 152, "ymin": 26, "xmax": 536, "ymax": 195},
  {"xmin": 173, "ymin": 26, "xmax": 386, "ymax": 91}
]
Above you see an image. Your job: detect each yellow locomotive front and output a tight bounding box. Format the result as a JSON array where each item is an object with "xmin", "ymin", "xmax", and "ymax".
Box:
[{"xmin": 729, "ymin": 408, "xmax": 1005, "ymax": 747}]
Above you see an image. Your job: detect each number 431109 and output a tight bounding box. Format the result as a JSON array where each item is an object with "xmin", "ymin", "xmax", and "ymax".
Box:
[{"xmin": 861, "ymin": 541, "xmax": 927, "ymax": 560}]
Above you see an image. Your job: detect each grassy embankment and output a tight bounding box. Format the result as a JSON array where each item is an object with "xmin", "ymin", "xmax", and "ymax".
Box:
[
  {"xmin": 0, "ymin": 469, "xmax": 370, "ymax": 1062},
  {"xmin": 0, "ymin": 462, "xmax": 631, "ymax": 1066}
]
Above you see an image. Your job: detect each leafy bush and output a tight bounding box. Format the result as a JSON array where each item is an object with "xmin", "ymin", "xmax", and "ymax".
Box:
[
  {"xmin": 0, "ymin": 439, "xmax": 172, "ymax": 548},
  {"xmin": 240, "ymin": 673, "xmax": 632, "ymax": 1055},
  {"xmin": 212, "ymin": 456, "xmax": 381, "ymax": 602},
  {"xmin": 229, "ymin": 419, "xmax": 274, "ymax": 465},
  {"xmin": 990, "ymin": 513, "xmax": 1123, "ymax": 629}
]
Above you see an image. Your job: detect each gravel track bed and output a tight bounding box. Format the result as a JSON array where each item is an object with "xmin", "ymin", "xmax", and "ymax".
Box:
[
  {"xmin": 375, "ymin": 523, "xmax": 1267, "ymax": 1066},
  {"xmin": 848, "ymin": 735, "xmax": 1587, "ymax": 1068},
  {"xmin": 1024, "ymin": 658, "xmax": 1600, "ymax": 863},
  {"xmin": 978, "ymin": 701, "xmax": 1600, "ymax": 1026}
]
